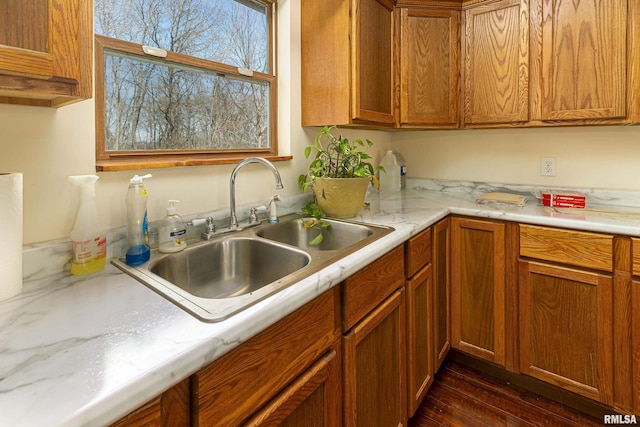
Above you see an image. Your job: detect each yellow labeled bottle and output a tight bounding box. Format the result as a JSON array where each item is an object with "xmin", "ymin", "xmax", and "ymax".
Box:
[{"xmin": 69, "ymin": 175, "xmax": 107, "ymax": 275}]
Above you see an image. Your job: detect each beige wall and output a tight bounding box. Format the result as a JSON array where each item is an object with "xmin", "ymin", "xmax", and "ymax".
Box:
[
  {"xmin": 392, "ymin": 126, "xmax": 640, "ymax": 190},
  {"xmin": 0, "ymin": 0, "xmax": 638, "ymax": 245}
]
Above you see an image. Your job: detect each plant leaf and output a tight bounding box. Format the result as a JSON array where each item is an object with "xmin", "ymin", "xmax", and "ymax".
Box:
[{"xmin": 309, "ymin": 232, "xmax": 324, "ymax": 245}]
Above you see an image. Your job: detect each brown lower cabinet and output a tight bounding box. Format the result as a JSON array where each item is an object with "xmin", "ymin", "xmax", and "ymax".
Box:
[
  {"xmin": 113, "ymin": 215, "xmax": 639, "ymax": 425},
  {"xmin": 343, "ymin": 289, "xmax": 407, "ymax": 427},
  {"xmin": 519, "ymin": 225, "xmax": 616, "ymax": 407},
  {"xmin": 191, "ymin": 288, "xmax": 339, "ymax": 426},
  {"xmin": 634, "ymin": 280, "xmax": 640, "ymax": 414},
  {"xmin": 450, "ymin": 216, "xmax": 509, "ymax": 367},
  {"xmin": 341, "ymin": 245, "xmax": 407, "ymax": 427},
  {"xmin": 432, "ymin": 218, "xmax": 451, "ymax": 371},
  {"xmin": 111, "ymin": 379, "xmax": 190, "ymax": 427},
  {"xmin": 243, "ymin": 349, "xmax": 341, "ymax": 426},
  {"xmin": 518, "ymin": 260, "xmax": 614, "ymax": 405},
  {"xmin": 405, "ymin": 226, "xmax": 435, "ymax": 417}
]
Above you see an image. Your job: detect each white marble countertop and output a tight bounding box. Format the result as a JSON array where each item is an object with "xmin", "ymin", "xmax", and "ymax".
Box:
[{"xmin": 3, "ymin": 183, "xmax": 640, "ymax": 427}]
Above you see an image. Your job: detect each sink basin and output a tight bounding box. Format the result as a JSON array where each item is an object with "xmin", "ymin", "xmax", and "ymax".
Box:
[
  {"xmin": 149, "ymin": 237, "xmax": 310, "ymax": 299},
  {"xmin": 112, "ymin": 214, "xmax": 394, "ymax": 322},
  {"xmin": 257, "ymin": 217, "xmax": 374, "ymax": 251}
]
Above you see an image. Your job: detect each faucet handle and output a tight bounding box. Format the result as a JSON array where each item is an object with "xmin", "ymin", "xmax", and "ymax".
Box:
[
  {"xmin": 189, "ymin": 217, "xmax": 216, "ymax": 240},
  {"xmin": 204, "ymin": 217, "xmax": 215, "ymax": 233}
]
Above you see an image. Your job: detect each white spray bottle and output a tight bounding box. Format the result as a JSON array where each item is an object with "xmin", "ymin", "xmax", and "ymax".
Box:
[{"xmin": 68, "ymin": 175, "xmax": 107, "ymax": 275}]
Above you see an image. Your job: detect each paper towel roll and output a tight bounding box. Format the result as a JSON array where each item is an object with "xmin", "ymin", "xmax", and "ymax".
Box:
[{"xmin": 0, "ymin": 173, "xmax": 22, "ymax": 301}]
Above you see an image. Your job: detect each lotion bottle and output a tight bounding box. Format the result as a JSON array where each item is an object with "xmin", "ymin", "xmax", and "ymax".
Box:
[
  {"xmin": 68, "ymin": 175, "xmax": 107, "ymax": 275},
  {"xmin": 125, "ymin": 174, "xmax": 152, "ymax": 265},
  {"xmin": 159, "ymin": 200, "xmax": 187, "ymax": 253}
]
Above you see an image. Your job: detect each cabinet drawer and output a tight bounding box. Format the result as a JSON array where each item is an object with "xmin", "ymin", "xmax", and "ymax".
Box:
[
  {"xmin": 342, "ymin": 245, "xmax": 405, "ymax": 331},
  {"xmin": 519, "ymin": 224, "xmax": 613, "ymax": 272},
  {"xmin": 191, "ymin": 288, "xmax": 338, "ymax": 427},
  {"xmin": 405, "ymin": 227, "xmax": 431, "ymax": 278}
]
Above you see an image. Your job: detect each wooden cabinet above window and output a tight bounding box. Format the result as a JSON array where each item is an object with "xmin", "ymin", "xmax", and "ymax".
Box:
[{"xmin": 0, "ymin": 0, "xmax": 92, "ymax": 107}]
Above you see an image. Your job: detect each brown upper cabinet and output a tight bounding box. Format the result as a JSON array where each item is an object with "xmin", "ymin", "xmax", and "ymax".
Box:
[
  {"xmin": 0, "ymin": 0, "xmax": 92, "ymax": 107},
  {"xmin": 464, "ymin": 0, "xmax": 638, "ymax": 127},
  {"xmin": 302, "ymin": 0, "xmax": 640, "ymax": 128},
  {"xmin": 532, "ymin": 0, "xmax": 628, "ymax": 123},
  {"xmin": 301, "ymin": 0, "xmax": 396, "ymax": 127},
  {"xmin": 463, "ymin": 0, "xmax": 529, "ymax": 125},
  {"xmin": 398, "ymin": 8, "xmax": 460, "ymax": 128}
]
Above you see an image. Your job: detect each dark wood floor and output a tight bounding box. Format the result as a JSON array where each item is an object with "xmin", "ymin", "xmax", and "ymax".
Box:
[{"xmin": 409, "ymin": 361, "xmax": 604, "ymax": 427}]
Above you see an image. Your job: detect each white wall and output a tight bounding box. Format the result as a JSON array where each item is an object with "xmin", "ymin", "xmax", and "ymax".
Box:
[{"xmin": 392, "ymin": 126, "xmax": 640, "ymax": 190}]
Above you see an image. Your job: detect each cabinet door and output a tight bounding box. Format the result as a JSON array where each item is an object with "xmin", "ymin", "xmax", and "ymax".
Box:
[
  {"xmin": 519, "ymin": 260, "xmax": 614, "ymax": 405},
  {"xmin": 353, "ymin": 0, "xmax": 395, "ymax": 124},
  {"xmin": 432, "ymin": 217, "xmax": 450, "ymax": 370},
  {"xmin": 406, "ymin": 264, "xmax": 434, "ymax": 417},
  {"xmin": 0, "ymin": 0, "xmax": 92, "ymax": 106},
  {"xmin": 451, "ymin": 217, "xmax": 506, "ymax": 367},
  {"xmin": 463, "ymin": 0, "xmax": 529, "ymax": 125},
  {"xmin": 111, "ymin": 379, "xmax": 190, "ymax": 427},
  {"xmin": 343, "ymin": 289, "xmax": 407, "ymax": 427},
  {"xmin": 301, "ymin": 0, "xmax": 394, "ymax": 126},
  {"xmin": 534, "ymin": 0, "xmax": 626, "ymax": 121},
  {"xmin": 244, "ymin": 349, "xmax": 341, "ymax": 427},
  {"xmin": 192, "ymin": 289, "xmax": 337, "ymax": 427},
  {"xmin": 399, "ymin": 8, "xmax": 460, "ymax": 127},
  {"xmin": 634, "ymin": 280, "xmax": 640, "ymax": 414}
]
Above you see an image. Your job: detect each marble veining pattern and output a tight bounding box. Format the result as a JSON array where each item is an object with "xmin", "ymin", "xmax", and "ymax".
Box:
[{"xmin": 4, "ymin": 181, "xmax": 640, "ymax": 426}]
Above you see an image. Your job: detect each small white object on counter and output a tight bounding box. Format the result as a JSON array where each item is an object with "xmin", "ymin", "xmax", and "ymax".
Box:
[{"xmin": 379, "ymin": 150, "xmax": 401, "ymax": 194}]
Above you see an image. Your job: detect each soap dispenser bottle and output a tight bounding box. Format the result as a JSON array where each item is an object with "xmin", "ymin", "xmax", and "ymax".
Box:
[
  {"xmin": 125, "ymin": 174, "xmax": 152, "ymax": 265},
  {"xmin": 159, "ymin": 200, "xmax": 187, "ymax": 253},
  {"xmin": 68, "ymin": 175, "xmax": 107, "ymax": 275}
]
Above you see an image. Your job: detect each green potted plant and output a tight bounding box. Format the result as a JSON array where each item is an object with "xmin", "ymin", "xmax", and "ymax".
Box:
[{"xmin": 298, "ymin": 126, "xmax": 382, "ymax": 243}]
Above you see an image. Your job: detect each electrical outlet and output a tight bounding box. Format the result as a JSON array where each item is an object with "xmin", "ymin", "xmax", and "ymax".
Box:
[{"xmin": 540, "ymin": 157, "xmax": 557, "ymax": 177}]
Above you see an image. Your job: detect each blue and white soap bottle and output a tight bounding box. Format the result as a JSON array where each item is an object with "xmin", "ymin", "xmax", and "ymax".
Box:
[{"xmin": 125, "ymin": 174, "xmax": 152, "ymax": 265}]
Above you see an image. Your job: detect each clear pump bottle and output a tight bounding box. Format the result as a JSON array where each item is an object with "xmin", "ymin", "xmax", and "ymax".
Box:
[
  {"xmin": 125, "ymin": 174, "xmax": 152, "ymax": 265},
  {"xmin": 159, "ymin": 200, "xmax": 187, "ymax": 253}
]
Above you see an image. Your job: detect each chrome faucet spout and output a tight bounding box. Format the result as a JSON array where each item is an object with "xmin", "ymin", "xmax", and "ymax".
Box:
[{"xmin": 229, "ymin": 157, "xmax": 284, "ymax": 228}]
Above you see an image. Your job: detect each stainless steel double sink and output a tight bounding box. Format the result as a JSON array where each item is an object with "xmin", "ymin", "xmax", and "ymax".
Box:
[{"xmin": 112, "ymin": 213, "xmax": 394, "ymax": 322}]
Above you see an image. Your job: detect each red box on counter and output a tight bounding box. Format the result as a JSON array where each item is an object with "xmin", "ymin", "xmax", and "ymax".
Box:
[{"xmin": 541, "ymin": 190, "xmax": 586, "ymax": 208}]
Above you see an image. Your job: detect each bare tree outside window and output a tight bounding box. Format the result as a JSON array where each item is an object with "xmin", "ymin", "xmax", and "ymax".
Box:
[{"xmin": 94, "ymin": 0, "xmax": 276, "ymax": 169}]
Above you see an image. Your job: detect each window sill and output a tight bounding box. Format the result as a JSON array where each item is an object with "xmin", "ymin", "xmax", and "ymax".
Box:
[{"xmin": 96, "ymin": 155, "xmax": 293, "ymax": 172}]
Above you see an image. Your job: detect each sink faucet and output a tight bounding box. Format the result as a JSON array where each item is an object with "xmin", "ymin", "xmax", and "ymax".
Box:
[{"xmin": 229, "ymin": 157, "xmax": 284, "ymax": 228}]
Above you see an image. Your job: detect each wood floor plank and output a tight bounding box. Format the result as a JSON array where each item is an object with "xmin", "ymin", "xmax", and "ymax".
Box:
[
  {"xmin": 443, "ymin": 362, "xmax": 588, "ymax": 424},
  {"xmin": 439, "ymin": 364, "xmax": 586, "ymax": 426},
  {"xmin": 410, "ymin": 361, "xmax": 604, "ymax": 427}
]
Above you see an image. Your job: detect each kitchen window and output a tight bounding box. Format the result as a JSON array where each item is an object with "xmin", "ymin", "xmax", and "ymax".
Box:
[{"xmin": 94, "ymin": 0, "xmax": 284, "ymax": 171}]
